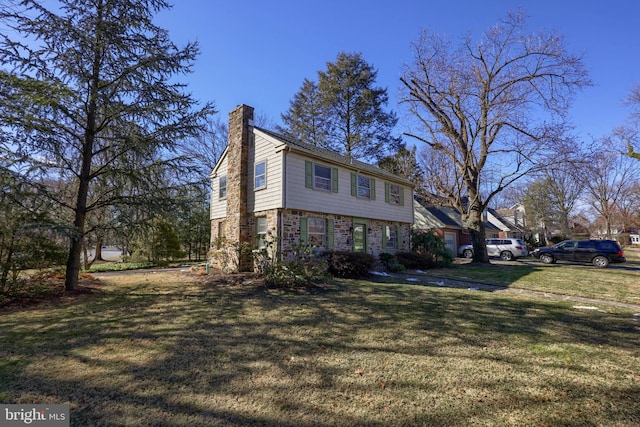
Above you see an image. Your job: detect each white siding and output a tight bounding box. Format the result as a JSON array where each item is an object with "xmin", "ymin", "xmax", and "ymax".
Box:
[
  {"xmin": 284, "ymin": 152, "xmax": 413, "ymax": 223},
  {"xmin": 210, "ymin": 156, "xmax": 228, "ymax": 220},
  {"xmin": 249, "ymin": 132, "xmax": 284, "ymax": 212}
]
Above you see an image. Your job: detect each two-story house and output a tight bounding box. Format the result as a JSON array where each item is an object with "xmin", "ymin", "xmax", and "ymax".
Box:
[{"xmin": 210, "ymin": 105, "xmax": 414, "ymax": 272}]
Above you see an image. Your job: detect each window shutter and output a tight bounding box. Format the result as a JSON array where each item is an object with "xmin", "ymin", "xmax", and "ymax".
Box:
[
  {"xmin": 300, "ymin": 217, "xmax": 308, "ymax": 244},
  {"xmin": 331, "ymin": 168, "xmax": 339, "ymax": 193},
  {"xmin": 385, "ymin": 182, "xmax": 390, "ymax": 203},
  {"xmin": 382, "ymin": 225, "xmax": 387, "ymax": 249},
  {"xmin": 370, "ymin": 178, "xmax": 376, "ymax": 200},
  {"xmin": 305, "ymin": 161, "xmax": 313, "ymax": 188},
  {"xmin": 399, "ymin": 187, "xmax": 404, "ymax": 206},
  {"xmin": 393, "ymin": 225, "xmax": 398, "ymax": 249},
  {"xmin": 351, "ymin": 173, "xmax": 357, "ymax": 196},
  {"xmin": 327, "ymin": 219, "xmax": 334, "ymax": 249}
]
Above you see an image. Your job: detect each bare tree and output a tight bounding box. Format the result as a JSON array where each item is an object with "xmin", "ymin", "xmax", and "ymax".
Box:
[
  {"xmin": 400, "ymin": 11, "xmax": 590, "ymax": 262},
  {"xmin": 581, "ymin": 146, "xmax": 638, "ymax": 238},
  {"xmin": 545, "ymin": 166, "xmax": 584, "ymax": 238},
  {"xmin": 182, "ymin": 115, "xmax": 228, "ymax": 189}
]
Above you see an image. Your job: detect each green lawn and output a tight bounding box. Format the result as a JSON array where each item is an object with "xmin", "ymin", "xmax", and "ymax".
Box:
[
  {"xmin": 419, "ymin": 248, "xmax": 640, "ymax": 306},
  {"xmin": 1, "ymin": 268, "xmax": 639, "ymax": 426}
]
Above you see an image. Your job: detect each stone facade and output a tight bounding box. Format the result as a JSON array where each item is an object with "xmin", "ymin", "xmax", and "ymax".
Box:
[
  {"xmin": 279, "ymin": 209, "xmax": 411, "ymax": 259},
  {"xmin": 224, "ymin": 105, "xmax": 253, "ymax": 271}
]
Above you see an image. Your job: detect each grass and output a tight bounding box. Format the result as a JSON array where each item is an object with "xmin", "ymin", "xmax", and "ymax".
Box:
[
  {"xmin": 86, "ymin": 261, "xmax": 155, "ymax": 272},
  {"xmin": 1, "ymin": 268, "xmax": 639, "ymax": 426},
  {"xmin": 419, "ymin": 247, "xmax": 640, "ymax": 306}
]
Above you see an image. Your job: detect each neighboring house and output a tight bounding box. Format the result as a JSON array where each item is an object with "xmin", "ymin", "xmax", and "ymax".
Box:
[
  {"xmin": 487, "ymin": 206, "xmax": 527, "ymax": 239},
  {"xmin": 496, "ymin": 204, "xmax": 527, "ymax": 231},
  {"xmin": 413, "ymin": 195, "xmax": 501, "ymax": 256},
  {"xmin": 209, "ymin": 105, "xmax": 414, "ymax": 272}
]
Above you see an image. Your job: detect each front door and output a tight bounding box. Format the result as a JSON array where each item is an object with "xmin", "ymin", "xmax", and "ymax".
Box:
[{"xmin": 353, "ymin": 223, "xmax": 367, "ymax": 253}]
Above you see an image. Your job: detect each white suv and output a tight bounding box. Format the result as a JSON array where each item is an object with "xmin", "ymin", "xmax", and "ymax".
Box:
[{"xmin": 458, "ymin": 238, "xmax": 528, "ymax": 261}]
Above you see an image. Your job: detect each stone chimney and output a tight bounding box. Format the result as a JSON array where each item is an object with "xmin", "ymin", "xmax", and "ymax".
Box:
[{"xmin": 225, "ymin": 104, "xmax": 254, "ymax": 271}]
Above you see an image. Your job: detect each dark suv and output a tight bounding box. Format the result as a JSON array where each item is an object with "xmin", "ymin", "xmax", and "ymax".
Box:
[{"xmin": 532, "ymin": 239, "xmax": 626, "ymax": 268}]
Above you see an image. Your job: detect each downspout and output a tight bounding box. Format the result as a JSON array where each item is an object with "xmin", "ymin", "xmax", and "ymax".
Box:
[{"xmin": 410, "ymin": 185, "xmax": 415, "ymax": 251}]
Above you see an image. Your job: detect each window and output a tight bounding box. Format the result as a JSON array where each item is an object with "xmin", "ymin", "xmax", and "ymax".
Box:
[
  {"xmin": 385, "ymin": 225, "xmax": 397, "ymax": 250},
  {"xmin": 577, "ymin": 241, "xmax": 595, "ymax": 249},
  {"xmin": 351, "ymin": 173, "xmax": 375, "ymax": 199},
  {"xmin": 301, "ymin": 217, "xmax": 334, "ymax": 250},
  {"xmin": 314, "ymin": 164, "xmax": 331, "ymax": 191},
  {"xmin": 219, "ymin": 176, "xmax": 227, "ymax": 199},
  {"xmin": 305, "ymin": 161, "xmax": 338, "ymax": 192},
  {"xmin": 256, "ymin": 217, "xmax": 267, "ymax": 249},
  {"xmin": 357, "ymin": 176, "xmax": 371, "ymax": 199},
  {"xmin": 389, "ymin": 184, "xmax": 401, "ymax": 205},
  {"xmin": 215, "ymin": 221, "xmax": 226, "ymax": 248},
  {"xmin": 307, "ymin": 217, "xmax": 326, "ymax": 248},
  {"xmin": 255, "ymin": 161, "xmax": 266, "ymax": 190}
]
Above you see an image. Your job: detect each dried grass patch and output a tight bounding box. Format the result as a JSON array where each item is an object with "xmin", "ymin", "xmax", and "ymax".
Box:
[{"xmin": 1, "ymin": 270, "xmax": 639, "ymax": 426}]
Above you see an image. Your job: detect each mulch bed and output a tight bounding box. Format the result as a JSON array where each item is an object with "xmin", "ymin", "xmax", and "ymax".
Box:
[{"xmin": 0, "ymin": 273, "xmax": 106, "ymax": 312}]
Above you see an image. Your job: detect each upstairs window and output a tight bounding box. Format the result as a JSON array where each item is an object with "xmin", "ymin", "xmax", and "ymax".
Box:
[
  {"xmin": 385, "ymin": 182, "xmax": 404, "ymax": 206},
  {"xmin": 255, "ymin": 161, "xmax": 266, "ymax": 190},
  {"xmin": 357, "ymin": 176, "xmax": 371, "ymax": 199},
  {"xmin": 389, "ymin": 184, "xmax": 401, "ymax": 205},
  {"xmin": 314, "ymin": 164, "xmax": 331, "ymax": 191},
  {"xmin": 351, "ymin": 173, "xmax": 375, "ymax": 200},
  {"xmin": 305, "ymin": 161, "xmax": 338, "ymax": 192},
  {"xmin": 219, "ymin": 176, "xmax": 227, "ymax": 199}
]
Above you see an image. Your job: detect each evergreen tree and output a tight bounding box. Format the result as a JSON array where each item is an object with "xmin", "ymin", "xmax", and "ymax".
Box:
[
  {"xmin": 378, "ymin": 144, "xmax": 424, "ymax": 189},
  {"xmin": 278, "ymin": 79, "xmax": 328, "ymax": 147},
  {"xmin": 0, "ymin": 0, "xmax": 214, "ymax": 290},
  {"xmin": 280, "ymin": 52, "xmax": 400, "ymax": 162}
]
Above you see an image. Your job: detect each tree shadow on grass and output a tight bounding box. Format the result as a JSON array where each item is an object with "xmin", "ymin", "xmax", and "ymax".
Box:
[{"xmin": 0, "ymin": 272, "xmax": 639, "ymax": 425}]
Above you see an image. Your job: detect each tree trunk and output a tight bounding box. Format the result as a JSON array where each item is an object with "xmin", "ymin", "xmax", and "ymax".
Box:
[
  {"xmin": 94, "ymin": 236, "xmax": 104, "ymax": 261},
  {"xmin": 65, "ymin": 10, "xmax": 101, "ymax": 291},
  {"xmin": 82, "ymin": 240, "xmax": 90, "ymax": 270},
  {"xmin": 64, "ymin": 135, "xmax": 94, "ymax": 291},
  {"xmin": 464, "ymin": 207, "xmax": 490, "ymax": 263},
  {"xmin": 65, "ymin": 231, "xmax": 83, "ymax": 291}
]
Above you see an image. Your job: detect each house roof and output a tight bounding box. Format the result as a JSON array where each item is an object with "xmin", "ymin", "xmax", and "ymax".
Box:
[
  {"xmin": 254, "ymin": 127, "xmax": 414, "ymax": 187},
  {"xmin": 488, "ymin": 207, "xmax": 525, "ymax": 232},
  {"xmin": 414, "ymin": 195, "xmax": 500, "ymax": 231}
]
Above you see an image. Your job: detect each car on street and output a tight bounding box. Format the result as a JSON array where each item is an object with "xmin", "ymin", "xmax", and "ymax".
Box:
[
  {"xmin": 458, "ymin": 238, "xmax": 529, "ymax": 261},
  {"xmin": 531, "ymin": 239, "xmax": 626, "ymax": 268}
]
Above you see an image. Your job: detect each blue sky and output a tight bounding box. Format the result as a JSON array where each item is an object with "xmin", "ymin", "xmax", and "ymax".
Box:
[{"xmin": 156, "ymin": 0, "xmax": 640, "ymax": 143}]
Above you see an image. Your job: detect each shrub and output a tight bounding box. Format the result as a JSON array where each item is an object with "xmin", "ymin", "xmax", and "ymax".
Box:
[
  {"xmin": 379, "ymin": 252, "xmax": 395, "ymax": 269},
  {"xmin": 411, "ymin": 230, "xmax": 453, "ymax": 267},
  {"xmin": 261, "ymin": 241, "xmax": 329, "ymax": 288},
  {"xmin": 326, "ymin": 251, "xmax": 375, "ymax": 279},
  {"xmin": 395, "ymin": 251, "xmax": 433, "ymax": 270},
  {"xmin": 379, "ymin": 252, "xmax": 406, "ymax": 272},
  {"xmin": 388, "ymin": 263, "xmax": 406, "ymax": 272}
]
